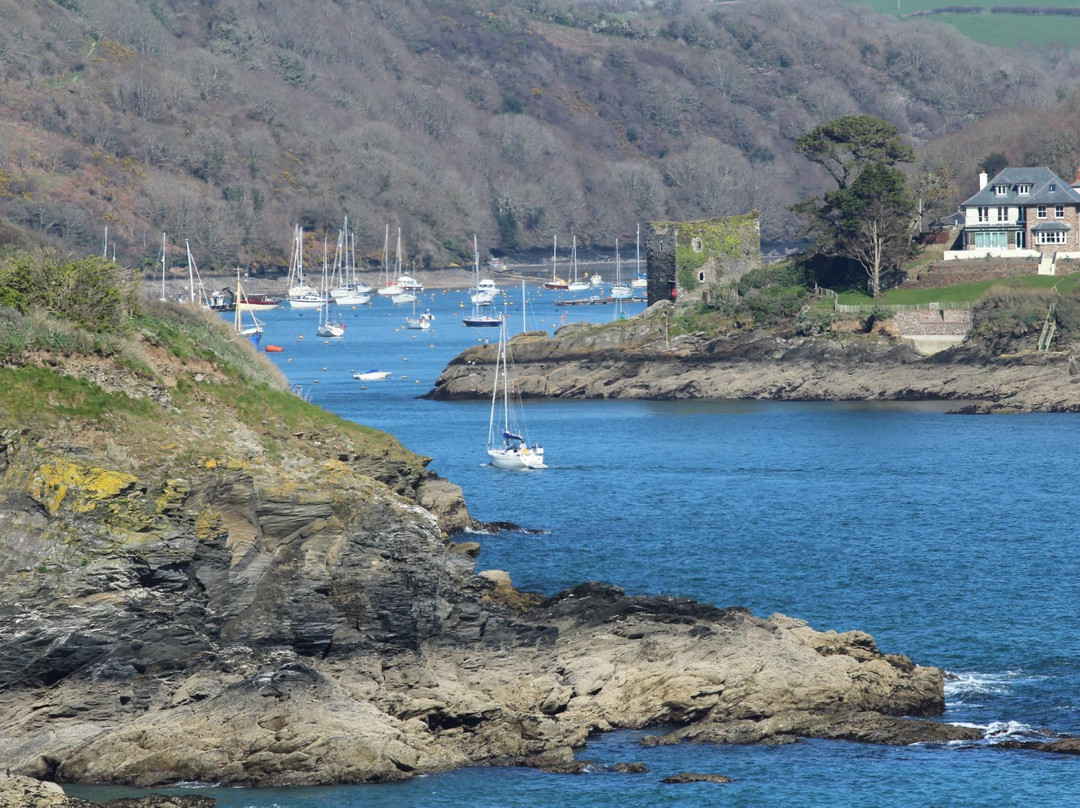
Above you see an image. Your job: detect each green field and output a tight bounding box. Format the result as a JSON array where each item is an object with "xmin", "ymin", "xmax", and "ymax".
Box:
[
  {"xmin": 836, "ymin": 272, "xmax": 1080, "ymax": 307},
  {"xmin": 857, "ymin": 0, "xmax": 1080, "ymax": 46}
]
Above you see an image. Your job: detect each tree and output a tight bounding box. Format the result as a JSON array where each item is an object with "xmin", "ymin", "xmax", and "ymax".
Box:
[
  {"xmin": 794, "ymin": 115, "xmax": 915, "ymax": 190},
  {"xmin": 818, "ymin": 162, "xmax": 917, "ymax": 298}
]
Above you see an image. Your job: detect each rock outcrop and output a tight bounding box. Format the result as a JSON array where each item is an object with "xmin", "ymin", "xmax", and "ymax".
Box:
[
  {"xmin": 425, "ymin": 302, "xmax": 1080, "ymax": 413},
  {"xmin": 0, "ymin": 305, "xmax": 980, "ymax": 790}
]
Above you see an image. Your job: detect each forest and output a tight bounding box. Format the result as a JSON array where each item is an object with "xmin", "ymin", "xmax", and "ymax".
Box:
[{"xmin": 2, "ymin": 0, "xmax": 1080, "ymax": 275}]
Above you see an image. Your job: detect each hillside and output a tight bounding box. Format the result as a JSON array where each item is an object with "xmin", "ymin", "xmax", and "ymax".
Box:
[{"xmin": 0, "ymin": 0, "xmax": 1076, "ymax": 277}]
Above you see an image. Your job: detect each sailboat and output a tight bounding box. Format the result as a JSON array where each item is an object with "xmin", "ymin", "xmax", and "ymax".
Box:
[
  {"xmin": 463, "ymin": 235, "xmax": 503, "ymax": 328},
  {"xmin": 611, "ymin": 238, "xmax": 631, "ymax": 300},
  {"xmin": 406, "ymin": 296, "xmax": 434, "ymax": 330},
  {"xmin": 390, "ymin": 230, "xmax": 417, "ymax": 304},
  {"xmin": 287, "ymin": 226, "xmax": 324, "ymax": 308},
  {"xmin": 631, "ymin": 223, "xmax": 647, "ymax": 291},
  {"xmin": 486, "ymin": 321, "xmax": 545, "ymax": 470},
  {"xmin": 233, "ymin": 270, "xmax": 264, "ymax": 344},
  {"xmin": 315, "ymin": 238, "xmax": 346, "ymax": 338},
  {"xmin": 377, "ymin": 225, "xmax": 402, "ymax": 297},
  {"xmin": 543, "ymin": 235, "xmax": 568, "ymax": 290},
  {"xmin": 330, "ymin": 222, "xmax": 371, "ymax": 305},
  {"xmin": 567, "ymin": 235, "xmax": 590, "ymax": 293}
]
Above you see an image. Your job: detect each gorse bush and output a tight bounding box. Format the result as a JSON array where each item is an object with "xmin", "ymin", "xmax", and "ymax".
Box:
[{"xmin": 0, "ymin": 248, "xmax": 139, "ymax": 334}]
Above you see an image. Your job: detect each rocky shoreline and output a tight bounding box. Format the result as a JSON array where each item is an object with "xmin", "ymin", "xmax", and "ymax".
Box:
[
  {"xmin": 3, "ymin": 299, "xmax": 1075, "ymax": 805},
  {"xmin": 426, "ymin": 301, "xmax": 1080, "ymax": 413}
]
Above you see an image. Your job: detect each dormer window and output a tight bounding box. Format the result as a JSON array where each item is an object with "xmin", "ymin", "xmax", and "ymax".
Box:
[
  {"xmin": 1050, "ymin": 183, "xmax": 1057, "ymax": 192},
  {"xmin": 1017, "ymin": 184, "xmax": 1032, "ymax": 196},
  {"xmin": 994, "ymin": 185, "xmax": 1007, "ymax": 197}
]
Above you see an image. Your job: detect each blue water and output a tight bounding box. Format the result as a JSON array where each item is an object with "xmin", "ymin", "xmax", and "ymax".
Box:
[{"xmin": 68, "ymin": 287, "xmax": 1080, "ymax": 805}]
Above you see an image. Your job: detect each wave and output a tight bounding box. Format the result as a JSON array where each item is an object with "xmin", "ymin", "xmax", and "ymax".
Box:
[{"xmin": 944, "ymin": 669, "xmax": 1046, "ymax": 706}]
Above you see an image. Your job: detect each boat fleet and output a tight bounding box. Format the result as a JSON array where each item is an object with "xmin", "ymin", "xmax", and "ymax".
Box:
[{"xmin": 159, "ymin": 222, "xmax": 654, "ymax": 472}]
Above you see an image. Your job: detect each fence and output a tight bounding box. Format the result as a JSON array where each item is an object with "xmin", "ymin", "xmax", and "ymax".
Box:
[{"xmin": 817, "ymin": 287, "xmax": 973, "ymax": 315}]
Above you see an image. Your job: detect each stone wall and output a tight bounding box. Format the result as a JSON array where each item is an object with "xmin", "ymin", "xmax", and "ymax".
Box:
[
  {"xmin": 892, "ymin": 309, "xmax": 973, "ymax": 337},
  {"xmin": 906, "ymin": 258, "xmax": 1038, "ymax": 288},
  {"xmin": 645, "ymin": 213, "xmax": 760, "ymax": 306}
]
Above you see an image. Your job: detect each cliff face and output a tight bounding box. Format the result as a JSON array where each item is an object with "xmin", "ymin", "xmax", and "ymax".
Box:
[
  {"xmin": 426, "ymin": 302, "xmax": 1080, "ymax": 412},
  {"xmin": 0, "ymin": 304, "xmax": 977, "ymax": 790}
]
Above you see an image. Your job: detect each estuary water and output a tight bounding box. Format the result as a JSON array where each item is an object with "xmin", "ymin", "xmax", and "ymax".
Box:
[{"xmin": 70, "ymin": 286, "xmax": 1080, "ymax": 805}]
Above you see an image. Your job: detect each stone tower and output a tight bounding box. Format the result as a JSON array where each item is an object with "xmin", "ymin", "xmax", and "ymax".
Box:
[{"xmin": 645, "ymin": 213, "xmax": 761, "ymax": 306}]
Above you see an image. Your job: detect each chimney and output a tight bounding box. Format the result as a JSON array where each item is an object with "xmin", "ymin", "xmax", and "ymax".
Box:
[
  {"xmin": 979, "ymin": 170, "xmax": 988, "ymax": 190},
  {"xmin": 1074, "ymin": 167, "xmax": 1080, "ymax": 186}
]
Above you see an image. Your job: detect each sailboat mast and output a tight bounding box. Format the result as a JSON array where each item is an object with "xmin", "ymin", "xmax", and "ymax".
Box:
[
  {"xmin": 552, "ymin": 234, "xmax": 557, "ymax": 283},
  {"xmin": 383, "ymin": 224, "xmax": 390, "ymax": 287},
  {"xmin": 501, "ymin": 324, "xmax": 511, "ymax": 441},
  {"xmin": 488, "ymin": 332, "xmax": 500, "ymax": 447},
  {"xmin": 186, "ymin": 239, "xmax": 195, "ymax": 304},
  {"xmin": 521, "ymin": 279, "xmax": 526, "ymax": 334},
  {"xmin": 160, "ymin": 233, "xmax": 167, "ymax": 301}
]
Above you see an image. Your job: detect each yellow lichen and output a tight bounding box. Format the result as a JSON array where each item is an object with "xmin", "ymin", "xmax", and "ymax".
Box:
[{"xmin": 30, "ymin": 459, "xmax": 138, "ymax": 516}]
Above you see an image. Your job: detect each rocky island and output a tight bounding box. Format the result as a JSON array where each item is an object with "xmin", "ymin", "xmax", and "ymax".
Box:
[
  {"xmin": 426, "ymin": 300, "xmax": 1080, "ymax": 413},
  {"xmin": 0, "ymin": 257, "xmax": 985, "ymax": 802}
]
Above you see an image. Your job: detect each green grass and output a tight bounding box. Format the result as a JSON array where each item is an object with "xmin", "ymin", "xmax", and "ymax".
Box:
[
  {"xmin": 836, "ymin": 272, "xmax": 1080, "ymax": 306},
  {"xmin": 857, "ymin": 1, "xmax": 1080, "ymax": 46},
  {"xmin": 0, "ymin": 365, "xmax": 157, "ymax": 422}
]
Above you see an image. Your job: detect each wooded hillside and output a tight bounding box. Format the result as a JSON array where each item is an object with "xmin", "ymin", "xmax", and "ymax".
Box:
[{"xmin": 0, "ymin": 0, "xmax": 1077, "ymax": 274}]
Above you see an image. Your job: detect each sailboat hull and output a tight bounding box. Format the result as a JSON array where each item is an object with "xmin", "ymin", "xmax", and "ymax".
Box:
[{"xmin": 488, "ymin": 447, "xmax": 545, "ymax": 470}]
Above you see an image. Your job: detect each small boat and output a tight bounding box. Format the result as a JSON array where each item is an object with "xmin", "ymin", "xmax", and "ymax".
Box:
[
  {"xmin": 392, "ymin": 291, "xmax": 417, "ymax": 305},
  {"xmin": 487, "ymin": 322, "xmax": 545, "ymax": 470},
  {"xmin": 406, "ymin": 297, "xmax": 434, "ymax": 330},
  {"xmin": 329, "ymin": 217, "xmax": 372, "ymax": 304},
  {"xmin": 353, "ymin": 369, "xmax": 390, "ymax": 381},
  {"xmin": 610, "ymin": 238, "xmax": 631, "ymax": 300},
  {"xmin": 631, "ymin": 222, "xmax": 647, "ymax": 290},
  {"xmin": 567, "ymin": 236, "xmax": 590, "ymax": 293},
  {"xmin": 315, "ymin": 238, "xmax": 346, "ymax": 338},
  {"xmin": 233, "ymin": 271, "xmax": 264, "ymax": 344},
  {"xmin": 265, "ymin": 344, "xmax": 284, "ymax": 353},
  {"xmin": 286, "ymin": 225, "xmax": 325, "ymax": 308},
  {"xmin": 463, "ymin": 235, "xmax": 503, "ymax": 328},
  {"xmin": 543, "ymin": 235, "xmax": 568, "ymax": 290},
  {"xmin": 237, "ymin": 293, "xmax": 282, "ymax": 312}
]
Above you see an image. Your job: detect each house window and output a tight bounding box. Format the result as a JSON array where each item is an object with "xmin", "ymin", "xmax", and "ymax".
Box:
[
  {"xmin": 1036, "ymin": 230, "xmax": 1067, "ymax": 245},
  {"xmin": 691, "ymin": 237, "xmax": 703, "ymax": 252},
  {"xmin": 978, "ymin": 207, "xmax": 989, "ymax": 223},
  {"xmin": 1017, "ymin": 184, "xmax": 1032, "ymax": 195},
  {"xmin": 995, "ymin": 185, "xmax": 1007, "ymax": 197},
  {"xmin": 1056, "ymin": 205, "xmax": 1065, "ymax": 218},
  {"xmin": 1037, "ymin": 205, "xmax": 1047, "ymax": 219},
  {"xmin": 698, "ymin": 271, "xmax": 705, "ymax": 283},
  {"xmin": 972, "ymin": 231, "xmax": 1007, "ymax": 249},
  {"xmin": 1050, "ymin": 183, "xmax": 1057, "ymax": 192},
  {"xmin": 997, "ymin": 206, "xmax": 1008, "ymax": 222}
]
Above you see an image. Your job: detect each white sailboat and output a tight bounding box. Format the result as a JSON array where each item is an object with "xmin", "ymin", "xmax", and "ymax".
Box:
[
  {"xmin": 486, "ymin": 321, "xmax": 545, "ymax": 470},
  {"xmin": 233, "ymin": 270, "xmax": 264, "ymax": 344},
  {"xmin": 463, "ymin": 235, "xmax": 503, "ymax": 328},
  {"xmin": 543, "ymin": 235, "xmax": 568, "ymax": 290},
  {"xmin": 406, "ymin": 296, "xmax": 434, "ymax": 330},
  {"xmin": 287, "ymin": 226, "xmax": 324, "ymax": 308},
  {"xmin": 329, "ymin": 218, "xmax": 372, "ymax": 305},
  {"xmin": 567, "ymin": 235, "xmax": 590, "ymax": 293},
  {"xmin": 315, "ymin": 238, "xmax": 346, "ymax": 338},
  {"xmin": 378, "ymin": 226, "xmax": 403, "ymax": 297},
  {"xmin": 611, "ymin": 238, "xmax": 631, "ymax": 300},
  {"xmin": 631, "ymin": 223, "xmax": 647, "ymax": 290}
]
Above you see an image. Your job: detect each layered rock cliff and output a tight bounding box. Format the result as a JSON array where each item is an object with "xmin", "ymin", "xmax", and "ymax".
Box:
[
  {"xmin": 0, "ymin": 302, "xmax": 979, "ymax": 791},
  {"xmin": 426, "ymin": 301, "xmax": 1080, "ymax": 412}
]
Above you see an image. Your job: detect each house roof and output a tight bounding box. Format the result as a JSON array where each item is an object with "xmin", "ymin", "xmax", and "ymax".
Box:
[
  {"xmin": 961, "ymin": 167, "xmax": 1080, "ymax": 207},
  {"xmin": 1031, "ymin": 221, "xmax": 1072, "ymax": 232}
]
